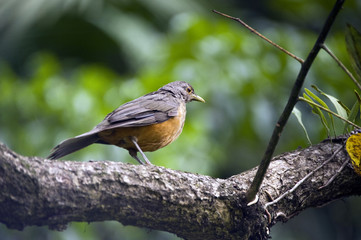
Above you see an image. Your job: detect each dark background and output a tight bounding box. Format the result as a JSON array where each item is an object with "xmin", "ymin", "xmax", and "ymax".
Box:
[{"xmin": 1, "ymin": 0, "xmax": 361, "ymax": 239}]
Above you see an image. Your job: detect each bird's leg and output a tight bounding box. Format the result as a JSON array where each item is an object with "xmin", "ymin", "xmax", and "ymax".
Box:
[
  {"xmin": 128, "ymin": 149, "xmax": 145, "ymax": 165},
  {"xmin": 130, "ymin": 136, "xmax": 152, "ymax": 165}
]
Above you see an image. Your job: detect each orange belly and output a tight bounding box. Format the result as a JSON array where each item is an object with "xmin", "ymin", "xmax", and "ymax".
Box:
[{"xmin": 98, "ymin": 115, "xmax": 185, "ymax": 152}]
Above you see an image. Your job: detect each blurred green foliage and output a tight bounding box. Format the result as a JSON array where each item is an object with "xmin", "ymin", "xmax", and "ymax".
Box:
[{"xmin": 1, "ymin": 0, "xmax": 361, "ymax": 239}]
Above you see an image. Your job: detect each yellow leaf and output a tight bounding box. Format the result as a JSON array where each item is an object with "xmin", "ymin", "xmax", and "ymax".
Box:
[{"xmin": 346, "ymin": 132, "xmax": 361, "ymax": 176}]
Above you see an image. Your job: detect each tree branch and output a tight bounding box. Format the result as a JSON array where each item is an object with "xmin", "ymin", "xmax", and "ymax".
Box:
[{"xmin": 1, "ymin": 141, "xmax": 361, "ymax": 239}]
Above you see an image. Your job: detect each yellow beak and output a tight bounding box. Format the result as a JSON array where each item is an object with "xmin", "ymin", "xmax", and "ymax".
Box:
[{"xmin": 191, "ymin": 94, "xmax": 206, "ymax": 103}]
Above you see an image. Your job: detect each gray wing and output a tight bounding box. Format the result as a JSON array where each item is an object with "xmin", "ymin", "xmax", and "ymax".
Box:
[{"xmin": 95, "ymin": 91, "xmax": 179, "ymax": 130}]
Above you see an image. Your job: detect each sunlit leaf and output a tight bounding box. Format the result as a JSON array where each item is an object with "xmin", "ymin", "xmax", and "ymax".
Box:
[
  {"xmin": 311, "ymin": 85, "xmax": 348, "ymax": 119},
  {"xmin": 303, "ymin": 93, "xmax": 330, "ymax": 134},
  {"xmin": 337, "ymin": 100, "xmax": 351, "ymax": 115},
  {"xmin": 292, "ymin": 107, "xmax": 312, "ymax": 145},
  {"xmin": 305, "ymin": 88, "xmax": 329, "ymax": 109},
  {"xmin": 304, "ymin": 88, "xmax": 334, "ymax": 134}
]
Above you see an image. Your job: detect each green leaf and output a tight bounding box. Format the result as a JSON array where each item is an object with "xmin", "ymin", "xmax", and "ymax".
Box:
[
  {"xmin": 355, "ymin": 90, "xmax": 361, "ymax": 120},
  {"xmin": 303, "ymin": 93, "xmax": 330, "ymax": 134},
  {"xmin": 346, "ymin": 24, "xmax": 361, "ymax": 82},
  {"xmin": 344, "ymin": 99, "xmax": 360, "ymax": 132},
  {"xmin": 305, "ymin": 88, "xmax": 335, "ymax": 135},
  {"xmin": 343, "ymin": 90, "xmax": 361, "ymax": 132},
  {"xmin": 292, "ymin": 107, "xmax": 312, "ymax": 145},
  {"xmin": 311, "ymin": 85, "xmax": 348, "ymax": 119},
  {"xmin": 338, "ymin": 100, "xmax": 351, "ymax": 115},
  {"xmin": 305, "ymin": 88, "xmax": 329, "ymax": 109}
]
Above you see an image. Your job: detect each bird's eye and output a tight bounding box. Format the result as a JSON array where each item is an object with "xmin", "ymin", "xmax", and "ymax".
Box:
[{"xmin": 186, "ymin": 87, "xmax": 192, "ymax": 93}]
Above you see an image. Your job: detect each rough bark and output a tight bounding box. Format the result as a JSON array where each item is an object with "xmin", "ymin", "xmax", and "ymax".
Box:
[{"xmin": 0, "ymin": 141, "xmax": 360, "ymax": 240}]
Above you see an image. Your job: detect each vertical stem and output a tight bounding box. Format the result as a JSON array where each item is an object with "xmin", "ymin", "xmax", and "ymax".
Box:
[{"xmin": 246, "ymin": 0, "xmax": 345, "ymax": 202}]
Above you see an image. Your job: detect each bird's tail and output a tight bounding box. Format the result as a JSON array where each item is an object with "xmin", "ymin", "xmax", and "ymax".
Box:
[{"xmin": 48, "ymin": 133, "xmax": 100, "ymax": 159}]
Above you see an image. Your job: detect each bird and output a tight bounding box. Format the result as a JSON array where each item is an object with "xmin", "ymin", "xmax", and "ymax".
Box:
[{"xmin": 48, "ymin": 81, "xmax": 205, "ymax": 165}]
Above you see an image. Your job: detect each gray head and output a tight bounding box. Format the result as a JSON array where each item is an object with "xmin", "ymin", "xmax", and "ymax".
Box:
[{"xmin": 159, "ymin": 81, "xmax": 205, "ymax": 103}]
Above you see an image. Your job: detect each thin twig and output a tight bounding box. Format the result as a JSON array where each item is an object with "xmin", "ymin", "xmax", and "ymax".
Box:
[
  {"xmin": 245, "ymin": 0, "xmax": 345, "ymax": 203},
  {"xmin": 264, "ymin": 145, "xmax": 343, "ymax": 210},
  {"xmin": 321, "ymin": 44, "xmax": 361, "ymax": 91},
  {"xmin": 212, "ymin": 10, "xmax": 304, "ymax": 64},
  {"xmin": 319, "ymin": 158, "xmax": 349, "ymax": 189},
  {"xmin": 299, "ymin": 96, "xmax": 361, "ymax": 129}
]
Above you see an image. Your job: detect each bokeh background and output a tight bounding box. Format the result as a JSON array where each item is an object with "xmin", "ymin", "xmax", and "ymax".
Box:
[{"xmin": 1, "ymin": 0, "xmax": 361, "ymax": 239}]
